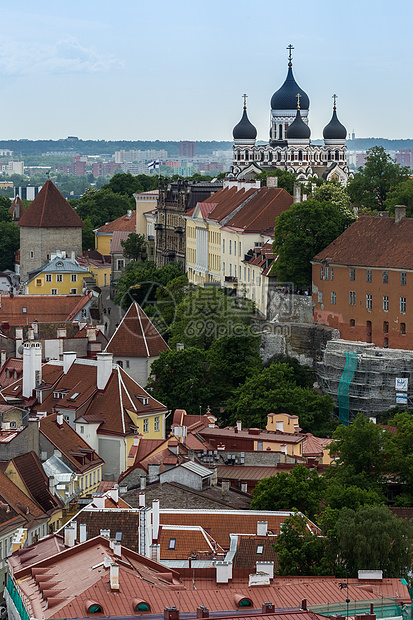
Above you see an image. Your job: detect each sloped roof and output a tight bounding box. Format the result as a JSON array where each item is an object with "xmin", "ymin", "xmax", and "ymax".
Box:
[
  {"xmin": 222, "ymin": 188, "xmax": 293, "ymax": 234},
  {"xmin": 312, "ymin": 215, "xmax": 413, "ymax": 269},
  {"xmin": 96, "ymin": 210, "xmax": 136, "ymax": 234},
  {"xmin": 302, "ymin": 433, "xmax": 333, "ymax": 457},
  {"xmin": 110, "ymin": 230, "xmax": 130, "ymax": 254},
  {"xmin": 0, "ymin": 470, "xmax": 47, "ymax": 522},
  {"xmin": 160, "ymin": 524, "xmax": 224, "ymax": 560},
  {"xmin": 217, "ymin": 465, "xmax": 280, "ymax": 482},
  {"xmin": 1, "ymin": 362, "xmax": 64, "ymax": 403},
  {"xmin": 10, "ymin": 451, "xmax": 63, "ymax": 513},
  {"xmin": 64, "ymin": 508, "xmax": 139, "ymax": 551},
  {"xmin": 233, "ymin": 534, "xmax": 279, "ymax": 569},
  {"xmin": 0, "ymin": 293, "xmax": 93, "ymax": 326},
  {"xmin": 105, "ymin": 303, "xmax": 169, "ymax": 358},
  {"xmin": 0, "ymin": 358, "xmax": 23, "ymax": 388},
  {"xmin": 18, "ymin": 180, "xmax": 84, "ymax": 228},
  {"xmin": 27, "ymin": 257, "xmax": 91, "ymax": 278},
  {"xmin": 39, "ymin": 412, "xmax": 104, "ymax": 474}
]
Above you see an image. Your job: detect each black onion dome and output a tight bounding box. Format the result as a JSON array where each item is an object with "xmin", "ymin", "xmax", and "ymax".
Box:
[
  {"xmin": 323, "ymin": 108, "xmax": 347, "ymax": 140},
  {"xmin": 286, "ymin": 109, "xmax": 311, "ymax": 139},
  {"xmin": 233, "ymin": 108, "xmax": 257, "ymax": 140},
  {"xmin": 271, "ymin": 65, "xmax": 310, "ymax": 110}
]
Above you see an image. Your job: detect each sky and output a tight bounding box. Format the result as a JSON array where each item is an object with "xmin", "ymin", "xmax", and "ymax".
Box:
[{"xmin": 1, "ymin": 0, "xmax": 412, "ymax": 142}]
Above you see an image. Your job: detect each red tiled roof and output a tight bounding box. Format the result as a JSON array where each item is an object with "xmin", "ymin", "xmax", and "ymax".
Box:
[
  {"xmin": 233, "ymin": 534, "xmax": 279, "ymax": 569},
  {"xmin": 200, "ymin": 187, "xmax": 257, "ymax": 221},
  {"xmin": 110, "ymin": 230, "xmax": 131, "ymax": 254},
  {"xmin": 313, "ymin": 215, "xmax": 413, "ymax": 269},
  {"xmin": 199, "ymin": 426, "xmax": 304, "ymax": 444},
  {"xmin": 105, "ymin": 303, "xmax": 169, "ymax": 358},
  {"xmin": 39, "ymin": 412, "xmax": 104, "ymax": 474},
  {"xmin": 223, "ymin": 188, "xmax": 293, "ymax": 234},
  {"xmin": 217, "ymin": 465, "xmax": 280, "ymax": 482},
  {"xmin": 10, "ymin": 451, "xmax": 63, "ymax": 513},
  {"xmin": 1, "ymin": 362, "xmax": 64, "ymax": 402},
  {"xmin": 160, "ymin": 525, "xmax": 224, "ymax": 559},
  {"xmin": 18, "ymin": 180, "xmax": 84, "ymax": 228},
  {"xmin": 0, "ymin": 293, "xmax": 92, "ymax": 326},
  {"xmin": 0, "ymin": 470, "xmax": 46, "ymax": 522},
  {"xmin": 0, "ymin": 358, "xmax": 23, "ymax": 388},
  {"xmin": 302, "ymin": 433, "xmax": 332, "ymax": 457},
  {"xmin": 97, "ymin": 211, "xmax": 136, "ymax": 234}
]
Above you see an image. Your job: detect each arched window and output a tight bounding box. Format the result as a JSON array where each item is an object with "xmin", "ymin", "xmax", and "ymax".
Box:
[
  {"xmin": 278, "ymin": 124, "xmax": 283, "ymax": 140},
  {"xmin": 237, "ymin": 150, "xmax": 241, "ymax": 161},
  {"xmin": 261, "ymin": 151, "xmax": 264, "ymax": 161},
  {"xmin": 277, "ymin": 151, "xmax": 281, "ymax": 161},
  {"xmin": 328, "ymin": 151, "xmax": 332, "ymax": 161},
  {"xmin": 335, "ymin": 150, "xmax": 340, "ymax": 161},
  {"xmin": 298, "ymin": 150, "xmax": 303, "ymax": 161},
  {"xmin": 268, "ymin": 152, "xmax": 273, "ymax": 162},
  {"xmin": 245, "ymin": 151, "xmax": 249, "ymax": 161}
]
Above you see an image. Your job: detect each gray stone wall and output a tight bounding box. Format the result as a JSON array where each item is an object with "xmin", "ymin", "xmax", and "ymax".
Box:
[
  {"xmin": 266, "ymin": 290, "xmax": 313, "ymax": 324},
  {"xmin": 260, "ymin": 322, "xmax": 339, "ymax": 366},
  {"xmin": 20, "ymin": 226, "xmax": 82, "ymax": 283}
]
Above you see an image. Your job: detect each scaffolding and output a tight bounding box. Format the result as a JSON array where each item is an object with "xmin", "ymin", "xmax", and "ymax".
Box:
[
  {"xmin": 317, "ymin": 340, "xmax": 413, "ymax": 422},
  {"xmin": 309, "ymin": 596, "xmax": 409, "ymax": 620}
]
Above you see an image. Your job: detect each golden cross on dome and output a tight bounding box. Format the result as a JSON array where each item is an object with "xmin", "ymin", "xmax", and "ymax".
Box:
[
  {"xmin": 243, "ymin": 93, "xmax": 248, "ymax": 110},
  {"xmin": 296, "ymin": 93, "xmax": 301, "ymax": 110},
  {"xmin": 333, "ymin": 93, "xmax": 337, "ymax": 109},
  {"xmin": 287, "ymin": 44, "xmax": 294, "ymax": 65}
]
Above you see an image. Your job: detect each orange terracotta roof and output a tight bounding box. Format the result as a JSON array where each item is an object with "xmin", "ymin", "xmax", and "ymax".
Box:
[
  {"xmin": 18, "ymin": 180, "xmax": 84, "ymax": 228},
  {"xmin": 0, "ymin": 358, "xmax": 23, "ymax": 388},
  {"xmin": 0, "ymin": 293, "xmax": 92, "ymax": 326},
  {"xmin": 223, "ymin": 188, "xmax": 293, "ymax": 234},
  {"xmin": 233, "ymin": 534, "xmax": 279, "ymax": 569},
  {"xmin": 160, "ymin": 525, "xmax": 224, "ymax": 560},
  {"xmin": 302, "ymin": 434, "xmax": 332, "ymax": 457},
  {"xmin": 39, "ymin": 412, "xmax": 104, "ymax": 474},
  {"xmin": 105, "ymin": 303, "xmax": 169, "ymax": 358},
  {"xmin": 97, "ymin": 211, "xmax": 136, "ymax": 234},
  {"xmin": 313, "ymin": 215, "xmax": 413, "ymax": 269},
  {"xmin": 1, "ymin": 362, "xmax": 64, "ymax": 402},
  {"xmin": 10, "ymin": 451, "xmax": 63, "ymax": 513}
]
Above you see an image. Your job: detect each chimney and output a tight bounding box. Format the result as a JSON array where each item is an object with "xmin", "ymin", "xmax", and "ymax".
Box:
[
  {"xmin": 262, "ymin": 603, "xmax": 275, "ymax": 614},
  {"xmin": 257, "ymin": 521, "xmax": 268, "ymax": 536},
  {"xmin": 22, "ymin": 341, "xmax": 42, "ymax": 398},
  {"xmin": 221, "ymin": 480, "xmax": 230, "ymax": 500},
  {"xmin": 0, "ymin": 350, "xmax": 6, "ymax": 367},
  {"xmin": 63, "ymin": 351, "xmax": 76, "ymax": 374},
  {"xmin": 109, "ymin": 487, "xmax": 119, "ymax": 503},
  {"xmin": 79, "ymin": 523, "xmax": 87, "ymax": 543},
  {"xmin": 113, "ymin": 541, "xmax": 122, "ymax": 557},
  {"xmin": 110, "ymin": 563, "xmax": 119, "ymax": 590},
  {"xmin": 49, "ymin": 476, "xmax": 55, "ymax": 496},
  {"xmin": 140, "ymin": 476, "xmax": 147, "ymax": 490},
  {"xmin": 64, "ymin": 526, "xmax": 76, "ymax": 547},
  {"xmin": 96, "ymin": 352, "xmax": 113, "ymax": 390},
  {"xmin": 152, "ymin": 499, "xmax": 160, "ymax": 542},
  {"xmin": 266, "ymin": 175, "xmax": 278, "ymax": 188},
  {"xmin": 164, "ymin": 608, "xmax": 179, "ymax": 620},
  {"xmin": 139, "ymin": 493, "xmax": 145, "ymax": 507},
  {"xmin": 197, "ymin": 607, "xmax": 209, "ymax": 618},
  {"xmin": 301, "ymin": 599, "xmax": 307, "ymax": 611},
  {"xmin": 395, "ymin": 205, "xmax": 407, "ymax": 224},
  {"xmin": 100, "ymin": 529, "xmax": 110, "ymax": 538},
  {"xmin": 133, "ymin": 436, "xmax": 140, "ymax": 446},
  {"xmin": 94, "ymin": 496, "xmax": 105, "ymax": 509},
  {"xmin": 168, "ymin": 440, "xmax": 179, "ymax": 455},
  {"xmin": 56, "ymin": 414, "xmax": 64, "ymax": 427},
  {"xmin": 176, "ymin": 343, "xmax": 184, "ymax": 351},
  {"xmin": 71, "ymin": 251, "xmax": 75, "ymax": 261},
  {"xmin": 216, "ymin": 561, "xmax": 230, "ymax": 583},
  {"xmin": 256, "ymin": 561, "xmax": 274, "ymax": 579},
  {"xmin": 148, "ymin": 463, "xmax": 161, "ymax": 483},
  {"xmin": 293, "ymin": 182, "xmax": 301, "ymax": 203},
  {"xmin": 236, "ymin": 420, "xmax": 242, "ymax": 432}
]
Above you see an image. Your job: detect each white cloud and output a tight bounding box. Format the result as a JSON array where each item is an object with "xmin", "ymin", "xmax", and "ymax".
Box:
[{"xmin": 0, "ymin": 34, "xmax": 122, "ymax": 75}]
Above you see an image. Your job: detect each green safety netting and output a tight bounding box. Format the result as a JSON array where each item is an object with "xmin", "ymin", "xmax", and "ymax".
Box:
[{"xmin": 337, "ymin": 350, "xmax": 358, "ymax": 426}]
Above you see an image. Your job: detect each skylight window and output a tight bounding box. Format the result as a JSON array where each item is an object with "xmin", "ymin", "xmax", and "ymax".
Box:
[
  {"xmin": 168, "ymin": 538, "xmax": 176, "ymax": 549},
  {"xmin": 256, "ymin": 545, "xmax": 264, "ymax": 554},
  {"xmin": 68, "ymin": 392, "xmax": 80, "ymax": 401},
  {"xmin": 13, "ymin": 385, "xmax": 19, "ymax": 391}
]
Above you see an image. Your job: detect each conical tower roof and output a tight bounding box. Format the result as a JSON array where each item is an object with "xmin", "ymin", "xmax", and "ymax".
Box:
[{"xmin": 18, "ymin": 179, "xmax": 84, "ymax": 228}]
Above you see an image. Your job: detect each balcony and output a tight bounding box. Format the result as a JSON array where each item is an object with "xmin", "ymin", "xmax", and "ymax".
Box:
[{"xmin": 225, "ymin": 276, "xmax": 238, "ymax": 284}]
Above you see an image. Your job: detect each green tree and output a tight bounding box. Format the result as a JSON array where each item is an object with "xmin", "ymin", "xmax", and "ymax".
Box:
[
  {"xmin": 273, "ymin": 199, "xmax": 354, "ymax": 286},
  {"xmin": 120, "ymin": 233, "xmax": 145, "ymax": 260},
  {"xmin": 384, "ymin": 179, "xmax": 413, "ymax": 216},
  {"xmin": 313, "ymin": 182, "xmax": 356, "ymax": 222},
  {"xmin": 169, "ymin": 286, "xmax": 256, "ymax": 351},
  {"xmin": 0, "ymin": 196, "xmax": 12, "ymax": 222},
  {"xmin": 325, "ymin": 481, "xmax": 384, "ymax": 512},
  {"xmin": 0, "ymin": 221, "xmax": 19, "ymax": 271},
  {"xmin": 274, "ymin": 511, "xmax": 333, "ymax": 576},
  {"xmin": 251, "ymin": 465, "xmax": 326, "ymax": 520},
  {"xmin": 226, "ymin": 362, "xmax": 333, "ymax": 434},
  {"xmin": 255, "ymin": 169, "xmax": 296, "ymax": 194},
  {"xmin": 327, "ymin": 413, "xmax": 386, "ymax": 491},
  {"xmin": 147, "ymin": 347, "xmax": 212, "ymax": 416},
  {"xmin": 82, "ymin": 216, "xmax": 95, "ymax": 251},
  {"xmin": 70, "ymin": 187, "xmax": 133, "ymax": 228},
  {"xmin": 263, "ymin": 354, "xmax": 313, "ymax": 388},
  {"xmin": 347, "ymin": 146, "xmax": 409, "ymax": 209},
  {"xmin": 103, "ymin": 172, "xmax": 158, "ymax": 196},
  {"xmin": 385, "ymin": 411, "xmax": 413, "ymax": 505},
  {"xmin": 334, "ymin": 505, "xmax": 413, "ymax": 578}
]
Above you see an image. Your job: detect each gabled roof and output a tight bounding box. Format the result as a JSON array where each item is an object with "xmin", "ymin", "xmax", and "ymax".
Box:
[
  {"xmin": 160, "ymin": 524, "xmax": 224, "ymax": 560},
  {"xmin": 18, "ymin": 180, "xmax": 84, "ymax": 228},
  {"xmin": 0, "ymin": 358, "xmax": 23, "ymax": 388},
  {"xmin": 39, "ymin": 413, "xmax": 104, "ymax": 474},
  {"xmin": 8, "ymin": 451, "xmax": 63, "ymax": 513},
  {"xmin": 232, "ymin": 533, "xmax": 279, "ymax": 569},
  {"xmin": 222, "ymin": 187, "xmax": 293, "ymax": 234},
  {"xmin": 59, "ymin": 507, "xmax": 139, "ymax": 551},
  {"xmin": 27, "ymin": 257, "xmax": 91, "ymax": 279},
  {"xmin": 0, "ymin": 470, "xmax": 47, "ymax": 522},
  {"xmin": 312, "ymin": 215, "xmax": 413, "ymax": 269},
  {"xmin": 110, "ymin": 230, "xmax": 130, "ymax": 254},
  {"xmin": 96, "ymin": 210, "xmax": 136, "ymax": 234},
  {"xmin": 105, "ymin": 302, "xmax": 169, "ymax": 358},
  {"xmin": 0, "ymin": 293, "xmax": 93, "ymax": 326}
]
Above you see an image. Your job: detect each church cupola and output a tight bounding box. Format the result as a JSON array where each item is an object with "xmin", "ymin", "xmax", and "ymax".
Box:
[
  {"xmin": 323, "ymin": 95, "xmax": 347, "ymax": 145},
  {"xmin": 233, "ymin": 94, "xmax": 257, "ymax": 145},
  {"xmin": 270, "ymin": 45, "xmax": 310, "ymax": 145},
  {"xmin": 286, "ymin": 96, "xmax": 311, "ymax": 143}
]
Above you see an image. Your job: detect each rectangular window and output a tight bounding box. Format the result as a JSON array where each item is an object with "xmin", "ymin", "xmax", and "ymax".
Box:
[
  {"xmin": 325, "ymin": 266, "xmax": 329, "ymax": 280},
  {"xmin": 154, "ymin": 416, "xmax": 160, "ymax": 432},
  {"xmin": 239, "ymin": 242, "xmax": 241, "ymax": 256},
  {"xmin": 117, "ymin": 259, "xmax": 125, "ymax": 270},
  {"xmin": 71, "ymin": 274, "xmax": 77, "ymax": 282},
  {"xmin": 331, "ymin": 267, "xmax": 334, "ymax": 281},
  {"xmin": 51, "ymin": 289, "xmax": 58, "ymax": 295},
  {"xmin": 56, "ymin": 274, "xmax": 63, "ymax": 282},
  {"xmin": 229, "ymin": 240, "xmax": 232, "ymax": 255},
  {"xmin": 239, "ymin": 266, "xmax": 241, "ymax": 280},
  {"xmin": 383, "ymin": 295, "xmax": 389, "ymax": 311},
  {"xmin": 143, "ymin": 418, "xmax": 149, "ymax": 433},
  {"xmin": 366, "ymin": 294, "xmax": 372, "ymax": 311},
  {"xmin": 248, "ymin": 268, "xmax": 250, "ymax": 282},
  {"xmin": 168, "ymin": 538, "xmax": 176, "ymax": 549},
  {"xmin": 366, "ymin": 269, "xmax": 372, "ymax": 282},
  {"xmin": 35, "ymin": 278, "xmax": 42, "ymax": 287},
  {"xmin": 30, "ymin": 251, "xmax": 34, "ymax": 259},
  {"xmin": 383, "ymin": 270, "xmax": 388, "ymax": 284},
  {"xmin": 401, "ymin": 322, "xmax": 406, "ymax": 335},
  {"xmin": 349, "ymin": 291, "xmax": 356, "ymax": 306},
  {"xmin": 320, "ymin": 266, "xmax": 323, "ymax": 280},
  {"xmin": 401, "ymin": 272, "xmax": 407, "ymax": 286},
  {"xmin": 222, "ymin": 239, "xmax": 225, "ymax": 253},
  {"xmin": 70, "ymin": 288, "xmax": 77, "ymax": 294},
  {"xmin": 222, "ymin": 262, "xmax": 225, "ymax": 276},
  {"xmin": 331, "ymin": 291, "xmax": 336, "ymax": 305},
  {"xmin": 45, "ymin": 274, "xmax": 52, "ymax": 282},
  {"xmin": 350, "ymin": 268, "xmax": 355, "ymax": 281},
  {"xmin": 400, "ymin": 297, "xmax": 407, "ymax": 313},
  {"xmin": 318, "ymin": 291, "xmax": 323, "ymax": 303},
  {"xmin": 244, "ymin": 267, "xmax": 246, "ymax": 280},
  {"xmin": 229, "ymin": 264, "xmax": 232, "ymax": 277}
]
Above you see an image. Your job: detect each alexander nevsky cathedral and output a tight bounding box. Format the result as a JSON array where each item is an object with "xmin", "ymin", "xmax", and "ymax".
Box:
[{"xmin": 228, "ymin": 45, "xmax": 352, "ymax": 185}]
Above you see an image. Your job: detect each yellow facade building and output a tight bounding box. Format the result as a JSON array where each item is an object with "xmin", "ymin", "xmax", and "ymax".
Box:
[{"xmin": 25, "ymin": 256, "xmax": 91, "ymax": 295}]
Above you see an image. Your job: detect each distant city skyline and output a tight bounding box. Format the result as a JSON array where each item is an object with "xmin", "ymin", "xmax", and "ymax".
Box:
[{"xmin": 1, "ymin": 1, "xmax": 412, "ymax": 142}]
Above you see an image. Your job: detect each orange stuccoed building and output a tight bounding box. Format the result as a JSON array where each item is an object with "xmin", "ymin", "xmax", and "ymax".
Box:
[{"xmin": 312, "ymin": 206, "xmax": 413, "ymax": 350}]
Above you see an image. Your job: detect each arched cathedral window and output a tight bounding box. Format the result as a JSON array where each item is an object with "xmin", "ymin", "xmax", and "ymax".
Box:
[
  {"xmin": 278, "ymin": 124, "xmax": 283, "ymax": 140},
  {"xmin": 335, "ymin": 150, "xmax": 340, "ymax": 161},
  {"xmin": 298, "ymin": 151, "xmax": 303, "ymax": 161}
]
